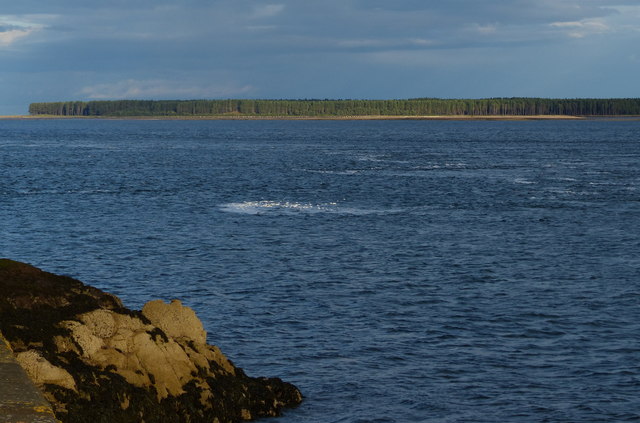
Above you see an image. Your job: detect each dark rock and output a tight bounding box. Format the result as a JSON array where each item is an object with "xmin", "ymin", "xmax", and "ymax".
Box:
[{"xmin": 0, "ymin": 259, "xmax": 302, "ymax": 423}]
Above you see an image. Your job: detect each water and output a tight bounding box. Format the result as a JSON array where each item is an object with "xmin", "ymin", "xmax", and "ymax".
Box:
[{"xmin": 1, "ymin": 119, "xmax": 639, "ymax": 422}]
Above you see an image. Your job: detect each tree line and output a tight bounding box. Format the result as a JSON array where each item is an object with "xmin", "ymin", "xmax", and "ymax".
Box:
[{"xmin": 28, "ymin": 98, "xmax": 640, "ymax": 117}]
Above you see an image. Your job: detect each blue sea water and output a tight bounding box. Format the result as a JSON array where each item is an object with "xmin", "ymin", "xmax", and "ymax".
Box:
[{"xmin": 1, "ymin": 118, "xmax": 639, "ymax": 422}]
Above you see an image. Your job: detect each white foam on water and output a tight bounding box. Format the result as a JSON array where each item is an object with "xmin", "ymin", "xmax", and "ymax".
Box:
[
  {"xmin": 303, "ymin": 169, "xmax": 360, "ymax": 175},
  {"xmin": 356, "ymin": 154, "xmax": 387, "ymax": 163},
  {"xmin": 443, "ymin": 162, "xmax": 468, "ymax": 168},
  {"xmin": 0, "ymin": 143, "xmax": 42, "ymax": 148},
  {"xmin": 219, "ymin": 201, "xmax": 402, "ymax": 216},
  {"xmin": 219, "ymin": 201, "xmax": 332, "ymax": 215},
  {"xmin": 408, "ymin": 163, "xmax": 467, "ymax": 171},
  {"xmin": 354, "ymin": 154, "xmax": 411, "ymax": 165},
  {"xmin": 514, "ymin": 178, "xmax": 536, "ymax": 184},
  {"xmin": 14, "ymin": 188, "xmax": 124, "ymax": 195},
  {"xmin": 72, "ymin": 143, "xmax": 124, "ymax": 150},
  {"xmin": 546, "ymin": 188, "xmax": 594, "ymax": 196}
]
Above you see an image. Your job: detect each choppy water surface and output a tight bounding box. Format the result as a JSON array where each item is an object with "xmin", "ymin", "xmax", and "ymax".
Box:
[{"xmin": 1, "ymin": 119, "xmax": 639, "ymax": 422}]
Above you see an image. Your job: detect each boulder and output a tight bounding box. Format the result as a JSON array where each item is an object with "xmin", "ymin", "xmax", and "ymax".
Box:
[
  {"xmin": 142, "ymin": 299, "xmax": 207, "ymax": 345},
  {"xmin": 0, "ymin": 259, "xmax": 302, "ymax": 423}
]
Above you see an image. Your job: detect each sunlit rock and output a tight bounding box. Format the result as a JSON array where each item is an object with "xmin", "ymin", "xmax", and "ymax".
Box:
[{"xmin": 0, "ymin": 259, "xmax": 302, "ymax": 422}]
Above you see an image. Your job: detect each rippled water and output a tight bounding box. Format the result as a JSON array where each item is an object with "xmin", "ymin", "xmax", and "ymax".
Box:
[{"xmin": 1, "ymin": 119, "xmax": 639, "ymax": 422}]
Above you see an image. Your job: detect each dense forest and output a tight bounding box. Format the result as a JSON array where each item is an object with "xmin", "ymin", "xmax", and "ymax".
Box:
[{"xmin": 28, "ymin": 98, "xmax": 640, "ymax": 117}]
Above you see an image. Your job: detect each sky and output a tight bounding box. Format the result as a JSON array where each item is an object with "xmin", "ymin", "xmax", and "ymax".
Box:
[{"xmin": 1, "ymin": 0, "xmax": 640, "ymax": 114}]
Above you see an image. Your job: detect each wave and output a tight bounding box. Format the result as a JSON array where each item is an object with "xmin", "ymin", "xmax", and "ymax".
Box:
[
  {"xmin": 9, "ymin": 188, "xmax": 121, "ymax": 195},
  {"xmin": 218, "ymin": 201, "xmax": 401, "ymax": 216},
  {"xmin": 356, "ymin": 154, "xmax": 388, "ymax": 163},
  {"xmin": 514, "ymin": 178, "xmax": 536, "ymax": 184},
  {"xmin": 303, "ymin": 169, "xmax": 361, "ymax": 175}
]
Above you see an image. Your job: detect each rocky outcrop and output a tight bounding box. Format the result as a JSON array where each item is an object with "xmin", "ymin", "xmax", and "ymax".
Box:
[{"xmin": 0, "ymin": 259, "xmax": 302, "ymax": 423}]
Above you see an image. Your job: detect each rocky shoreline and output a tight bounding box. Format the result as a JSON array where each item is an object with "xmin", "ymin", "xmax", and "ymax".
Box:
[{"xmin": 0, "ymin": 259, "xmax": 302, "ymax": 422}]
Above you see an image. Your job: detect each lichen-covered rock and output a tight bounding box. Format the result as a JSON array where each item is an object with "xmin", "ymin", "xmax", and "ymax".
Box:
[
  {"xmin": 0, "ymin": 259, "xmax": 302, "ymax": 423},
  {"xmin": 142, "ymin": 299, "xmax": 207, "ymax": 344},
  {"xmin": 15, "ymin": 349, "xmax": 77, "ymax": 391}
]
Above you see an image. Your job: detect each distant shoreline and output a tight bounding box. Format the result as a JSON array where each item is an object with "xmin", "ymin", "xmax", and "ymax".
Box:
[
  {"xmin": 5, "ymin": 114, "xmax": 639, "ymax": 121},
  {"xmin": 27, "ymin": 98, "xmax": 640, "ymax": 118}
]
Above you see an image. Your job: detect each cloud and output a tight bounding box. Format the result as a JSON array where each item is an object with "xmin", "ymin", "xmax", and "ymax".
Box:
[
  {"xmin": 0, "ymin": 15, "xmax": 47, "ymax": 47},
  {"xmin": 78, "ymin": 79, "xmax": 254, "ymax": 99},
  {"xmin": 0, "ymin": 28, "xmax": 33, "ymax": 47},
  {"xmin": 363, "ymin": 46, "xmax": 513, "ymax": 68},
  {"xmin": 2, "ymin": 0, "xmax": 640, "ymax": 114},
  {"xmin": 4, "ymin": 1, "xmax": 635, "ymax": 57},
  {"xmin": 352, "ymin": 0, "xmax": 624, "ymax": 22},
  {"xmin": 474, "ymin": 24, "xmax": 498, "ymax": 35},
  {"xmin": 337, "ymin": 38, "xmax": 435, "ymax": 50},
  {"xmin": 550, "ymin": 19, "xmax": 609, "ymax": 38},
  {"xmin": 251, "ymin": 4, "xmax": 285, "ymax": 19}
]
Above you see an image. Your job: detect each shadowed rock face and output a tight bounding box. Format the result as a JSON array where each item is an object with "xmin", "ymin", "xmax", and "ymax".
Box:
[{"xmin": 0, "ymin": 259, "xmax": 302, "ymax": 423}]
